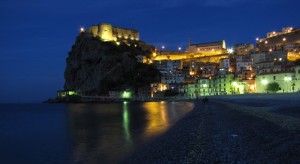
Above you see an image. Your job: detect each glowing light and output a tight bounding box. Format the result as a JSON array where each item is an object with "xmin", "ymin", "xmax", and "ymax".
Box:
[
  {"xmin": 80, "ymin": 27, "xmax": 85, "ymax": 32},
  {"xmin": 178, "ymin": 47, "xmax": 182, "ymax": 51},
  {"xmin": 265, "ymin": 41, "xmax": 268, "ymax": 44},
  {"xmin": 122, "ymin": 91, "xmax": 132, "ymax": 99},
  {"xmin": 284, "ymin": 77, "xmax": 292, "ymax": 81},
  {"xmin": 152, "ymin": 52, "xmax": 157, "ymax": 57},
  {"xmin": 279, "ymin": 58, "xmax": 282, "ymax": 61},
  {"xmin": 283, "ymin": 38, "xmax": 286, "ymax": 41},
  {"xmin": 227, "ymin": 48, "xmax": 234, "ymax": 54},
  {"xmin": 269, "ymin": 49, "xmax": 272, "ymax": 52},
  {"xmin": 203, "ymin": 84, "xmax": 207, "ymax": 88},
  {"xmin": 162, "ymin": 45, "xmax": 165, "ymax": 49},
  {"xmin": 262, "ymin": 79, "xmax": 268, "ymax": 85},
  {"xmin": 68, "ymin": 91, "xmax": 77, "ymax": 95},
  {"xmin": 256, "ymin": 37, "xmax": 259, "ymax": 41},
  {"xmin": 232, "ymin": 82, "xmax": 238, "ymax": 86}
]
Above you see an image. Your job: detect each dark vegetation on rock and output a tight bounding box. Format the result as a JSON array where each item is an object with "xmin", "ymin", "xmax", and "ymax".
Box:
[{"xmin": 64, "ymin": 33, "xmax": 161, "ymax": 96}]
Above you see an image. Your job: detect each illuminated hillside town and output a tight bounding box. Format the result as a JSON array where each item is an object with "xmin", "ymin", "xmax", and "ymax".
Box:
[{"xmin": 59, "ymin": 23, "xmax": 300, "ymax": 100}]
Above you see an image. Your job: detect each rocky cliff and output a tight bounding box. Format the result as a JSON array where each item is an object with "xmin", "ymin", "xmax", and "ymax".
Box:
[{"xmin": 64, "ymin": 33, "xmax": 160, "ymax": 96}]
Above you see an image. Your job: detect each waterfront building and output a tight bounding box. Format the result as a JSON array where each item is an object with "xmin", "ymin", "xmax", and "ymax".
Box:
[
  {"xmin": 150, "ymin": 83, "xmax": 168, "ymax": 98},
  {"xmin": 255, "ymin": 66, "xmax": 300, "ymax": 93},
  {"xmin": 187, "ymin": 83, "xmax": 198, "ymax": 99},
  {"xmin": 198, "ymin": 78, "xmax": 214, "ymax": 96},
  {"xmin": 57, "ymin": 90, "xmax": 78, "ymax": 97}
]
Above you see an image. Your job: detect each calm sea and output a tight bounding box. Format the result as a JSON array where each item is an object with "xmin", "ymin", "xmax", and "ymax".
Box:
[{"xmin": 0, "ymin": 101, "xmax": 194, "ymax": 163}]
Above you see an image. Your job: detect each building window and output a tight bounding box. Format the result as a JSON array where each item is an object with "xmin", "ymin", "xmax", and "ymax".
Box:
[{"xmin": 298, "ymin": 70, "xmax": 300, "ymax": 74}]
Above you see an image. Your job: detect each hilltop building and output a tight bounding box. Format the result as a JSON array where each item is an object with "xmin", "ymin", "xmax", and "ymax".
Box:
[
  {"xmin": 86, "ymin": 23, "xmax": 139, "ymax": 42},
  {"xmin": 186, "ymin": 40, "xmax": 227, "ymax": 55},
  {"xmin": 257, "ymin": 27, "xmax": 300, "ymax": 52},
  {"xmin": 234, "ymin": 43, "xmax": 254, "ymax": 55}
]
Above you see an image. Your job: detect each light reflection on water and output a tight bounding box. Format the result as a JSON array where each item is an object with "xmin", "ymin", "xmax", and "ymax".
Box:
[{"xmin": 67, "ymin": 101, "xmax": 194, "ymax": 163}]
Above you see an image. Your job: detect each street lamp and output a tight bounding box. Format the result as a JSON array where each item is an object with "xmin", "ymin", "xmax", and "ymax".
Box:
[
  {"xmin": 80, "ymin": 27, "xmax": 85, "ymax": 33},
  {"xmin": 262, "ymin": 79, "xmax": 268, "ymax": 85},
  {"xmin": 178, "ymin": 47, "xmax": 182, "ymax": 51}
]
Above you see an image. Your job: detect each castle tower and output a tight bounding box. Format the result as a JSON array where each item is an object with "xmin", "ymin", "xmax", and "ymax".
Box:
[{"xmin": 98, "ymin": 23, "xmax": 113, "ymax": 41}]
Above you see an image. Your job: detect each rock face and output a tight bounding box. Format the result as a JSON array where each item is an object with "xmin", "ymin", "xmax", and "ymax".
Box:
[{"xmin": 64, "ymin": 33, "xmax": 160, "ymax": 96}]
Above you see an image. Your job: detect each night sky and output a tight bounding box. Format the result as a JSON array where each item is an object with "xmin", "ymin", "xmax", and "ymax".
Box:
[{"xmin": 1, "ymin": 0, "xmax": 300, "ymax": 103}]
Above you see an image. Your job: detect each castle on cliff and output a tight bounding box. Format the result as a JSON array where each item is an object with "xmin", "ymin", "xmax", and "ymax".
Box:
[{"xmin": 86, "ymin": 23, "xmax": 139, "ymax": 42}]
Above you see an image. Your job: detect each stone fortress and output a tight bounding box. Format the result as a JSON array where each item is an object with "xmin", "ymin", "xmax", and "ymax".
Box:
[{"xmin": 86, "ymin": 23, "xmax": 139, "ymax": 42}]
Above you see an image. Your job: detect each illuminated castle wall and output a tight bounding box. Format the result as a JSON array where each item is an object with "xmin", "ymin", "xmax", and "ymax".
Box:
[{"xmin": 86, "ymin": 23, "xmax": 139, "ymax": 42}]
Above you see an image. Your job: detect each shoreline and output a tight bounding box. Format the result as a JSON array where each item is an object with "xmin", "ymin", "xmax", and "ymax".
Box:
[
  {"xmin": 45, "ymin": 92, "xmax": 300, "ymax": 104},
  {"xmin": 123, "ymin": 96, "xmax": 300, "ymax": 163}
]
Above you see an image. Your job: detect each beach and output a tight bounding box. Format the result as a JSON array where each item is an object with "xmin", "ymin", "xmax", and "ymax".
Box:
[{"xmin": 124, "ymin": 93, "xmax": 300, "ymax": 163}]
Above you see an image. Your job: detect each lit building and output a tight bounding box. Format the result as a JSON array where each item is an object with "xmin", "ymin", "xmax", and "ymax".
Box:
[
  {"xmin": 161, "ymin": 74, "xmax": 185, "ymax": 84},
  {"xmin": 57, "ymin": 90, "xmax": 78, "ymax": 97},
  {"xmin": 235, "ymin": 54, "xmax": 253, "ymax": 72},
  {"xmin": 234, "ymin": 43, "xmax": 254, "ymax": 55},
  {"xmin": 219, "ymin": 58, "xmax": 230, "ymax": 70},
  {"xmin": 257, "ymin": 27, "xmax": 300, "ymax": 52},
  {"xmin": 256, "ymin": 66, "xmax": 300, "ymax": 93},
  {"xmin": 150, "ymin": 83, "xmax": 168, "ymax": 98},
  {"xmin": 86, "ymin": 23, "xmax": 139, "ymax": 42},
  {"xmin": 198, "ymin": 78, "xmax": 214, "ymax": 96},
  {"xmin": 136, "ymin": 55, "xmax": 147, "ymax": 63},
  {"xmin": 186, "ymin": 40, "xmax": 227, "ymax": 55}
]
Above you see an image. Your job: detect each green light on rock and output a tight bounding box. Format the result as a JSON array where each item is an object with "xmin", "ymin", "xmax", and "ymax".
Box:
[{"xmin": 68, "ymin": 91, "xmax": 77, "ymax": 95}]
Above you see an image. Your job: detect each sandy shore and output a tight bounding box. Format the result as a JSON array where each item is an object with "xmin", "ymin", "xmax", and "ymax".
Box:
[{"xmin": 123, "ymin": 94, "xmax": 300, "ymax": 163}]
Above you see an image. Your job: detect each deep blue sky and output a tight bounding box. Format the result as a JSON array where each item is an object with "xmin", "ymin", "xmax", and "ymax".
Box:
[{"xmin": 1, "ymin": 0, "xmax": 300, "ymax": 103}]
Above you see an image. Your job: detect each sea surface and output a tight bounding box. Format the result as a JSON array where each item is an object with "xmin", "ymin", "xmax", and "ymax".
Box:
[{"xmin": 0, "ymin": 101, "xmax": 194, "ymax": 163}]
